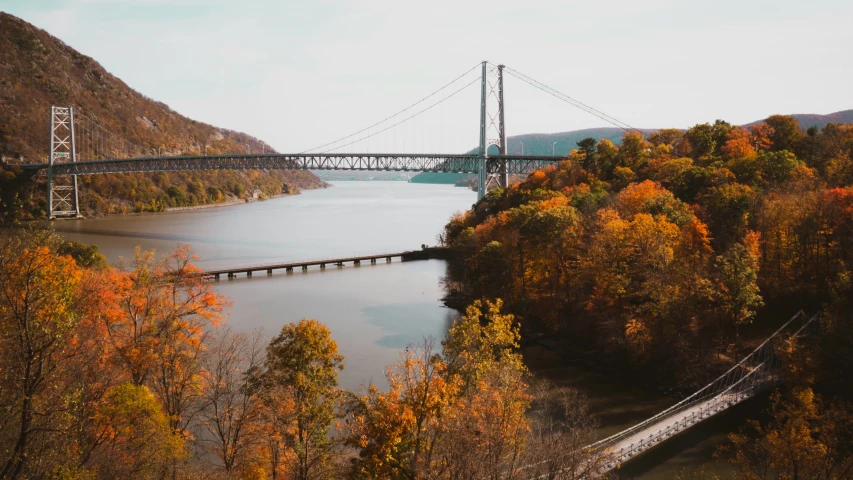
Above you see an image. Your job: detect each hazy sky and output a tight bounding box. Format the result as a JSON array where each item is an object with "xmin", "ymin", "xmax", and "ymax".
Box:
[{"xmin": 3, "ymin": 0, "xmax": 852, "ymax": 153}]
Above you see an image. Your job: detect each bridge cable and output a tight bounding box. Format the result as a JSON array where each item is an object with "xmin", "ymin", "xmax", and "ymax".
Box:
[
  {"xmin": 299, "ymin": 63, "xmax": 482, "ymax": 154},
  {"xmin": 74, "ymin": 111, "xmax": 147, "ymax": 159},
  {"xmin": 503, "ymin": 69, "xmax": 634, "ymax": 134},
  {"xmin": 319, "ymin": 76, "xmax": 480, "ymax": 153},
  {"xmin": 502, "ymin": 65, "xmax": 636, "ymax": 130},
  {"xmin": 502, "ymin": 65, "xmax": 645, "ymax": 136}
]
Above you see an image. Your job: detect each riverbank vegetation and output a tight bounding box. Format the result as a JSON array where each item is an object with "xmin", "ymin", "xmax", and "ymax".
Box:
[
  {"xmin": 0, "ymin": 230, "xmax": 610, "ymax": 479},
  {"xmin": 441, "ymin": 115, "xmax": 853, "ymax": 477},
  {"xmin": 0, "ymin": 167, "xmax": 327, "ymax": 219}
]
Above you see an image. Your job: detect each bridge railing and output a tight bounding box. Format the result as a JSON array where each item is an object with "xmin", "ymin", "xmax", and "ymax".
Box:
[
  {"xmin": 603, "ymin": 363, "xmax": 772, "ymax": 468},
  {"xmin": 589, "ymin": 310, "xmax": 817, "ymax": 460}
]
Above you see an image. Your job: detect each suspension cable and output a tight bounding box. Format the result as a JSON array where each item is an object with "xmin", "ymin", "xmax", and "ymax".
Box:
[
  {"xmin": 320, "ymin": 76, "xmax": 480, "ymax": 153},
  {"xmin": 300, "ymin": 63, "xmax": 482, "ymax": 154},
  {"xmin": 502, "ymin": 65, "xmax": 645, "ymax": 136},
  {"xmin": 75, "ymin": 111, "xmax": 147, "ymax": 158}
]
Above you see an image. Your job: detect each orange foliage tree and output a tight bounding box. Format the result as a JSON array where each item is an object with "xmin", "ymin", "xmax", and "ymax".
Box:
[
  {"xmin": 91, "ymin": 245, "xmax": 229, "ymax": 437},
  {"xmin": 0, "ymin": 230, "xmax": 85, "ymax": 479},
  {"xmin": 342, "ymin": 300, "xmax": 533, "ymax": 479}
]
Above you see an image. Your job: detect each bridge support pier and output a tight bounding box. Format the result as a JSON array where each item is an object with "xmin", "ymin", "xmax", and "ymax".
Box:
[
  {"xmin": 354, "ymin": 260, "xmax": 360, "ymax": 266},
  {"xmin": 370, "ymin": 258, "xmax": 376, "ymax": 264},
  {"xmin": 214, "ymin": 274, "xmax": 220, "ymax": 281},
  {"xmin": 286, "ymin": 267, "xmax": 293, "ymax": 273},
  {"xmin": 267, "ymin": 269, "xmax": 272, "ymax": 275},
  {"xmin": 320, "ymin": 263, "xmax": 325, "ymax": 269},
  {"xmin": 247, "ymin": 271, "xmax": 252, "ymax": 277},
  {"xmin": 386, "ymin": 257, "xmax": 391, "ymax": 263},
  {"xmin": 228, "ymin": 273, "xmax": 234, "ymax": 279},
  {"xmin": 301, "ymin": 265, "xmax": 307, "ymax": 271}
]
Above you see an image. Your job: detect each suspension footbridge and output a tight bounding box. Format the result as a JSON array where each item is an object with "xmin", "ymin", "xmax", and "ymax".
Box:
[
  {"xmin": 590, "ymin": 310, "xmax": 817, "ymax": 474},
  {"xmin": 521, "ymin": 310, "xmax": 818, "ymax": 478}
]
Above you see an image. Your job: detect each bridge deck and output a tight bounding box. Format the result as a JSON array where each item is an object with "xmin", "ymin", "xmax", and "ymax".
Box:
[
  {"xmin": 18, "ymin": 153, "xmax": 564, "ymax": 176},
  {"xmin": 602, "ymin": 392, "xmax": 741, "ymax": 469}
]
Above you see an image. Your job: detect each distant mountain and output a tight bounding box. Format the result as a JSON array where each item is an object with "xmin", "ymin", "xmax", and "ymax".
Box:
[
  {"xmin": 0, "ymin": 12, "xmax": 325, "ymax": 217},
  {"xmin": 411, "ymin": 111, "xmax": 853, "ymax": 184},
  {"xmin": 745, "ymin": 110, "xmax": 853, "ymax": 130}
]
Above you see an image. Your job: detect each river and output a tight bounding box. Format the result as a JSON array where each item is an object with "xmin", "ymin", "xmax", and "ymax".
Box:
[{"xmin": 55, "ymin": 181, "xmax": 744, "ymax": 478}]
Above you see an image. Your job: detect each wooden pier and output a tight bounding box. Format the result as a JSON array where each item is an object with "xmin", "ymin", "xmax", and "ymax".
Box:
[{"xmin": 197, "ymin": 247, "xmax": 450, "ymax": 280}]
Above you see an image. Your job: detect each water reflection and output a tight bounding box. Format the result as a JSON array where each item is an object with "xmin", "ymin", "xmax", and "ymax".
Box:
[{"xmin": 363, "ymin": 302, "xmax": 459, "ymax": 349}]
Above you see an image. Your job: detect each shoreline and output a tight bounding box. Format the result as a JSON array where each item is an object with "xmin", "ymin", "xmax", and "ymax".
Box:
[{"xmin": 73, "ymin": 183, "xmax": 331, "ymax": 220}]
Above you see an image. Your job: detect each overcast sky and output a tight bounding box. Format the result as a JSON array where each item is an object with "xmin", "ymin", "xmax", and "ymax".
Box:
[{"xmin": 3, "ymin": 0, "xmax": 852, "ymax": 153}]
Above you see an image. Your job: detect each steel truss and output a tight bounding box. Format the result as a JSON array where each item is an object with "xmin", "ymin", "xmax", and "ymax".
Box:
[
  {"xmin": 24, "ymin": 153, "xmax": 560, "ymax": 177},
  {"xmin": 478, "ymin": 62, "xmax": 509, "ymax": 199},
  {"xmin": 48, "ymin": 106, "xmax": 80, "ymax": 217}
]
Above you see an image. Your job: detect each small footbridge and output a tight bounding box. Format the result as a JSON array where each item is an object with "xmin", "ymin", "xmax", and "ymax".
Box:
[{"xmin": 589, "ymin": 310, "xmax": 819, "ymax": 473}]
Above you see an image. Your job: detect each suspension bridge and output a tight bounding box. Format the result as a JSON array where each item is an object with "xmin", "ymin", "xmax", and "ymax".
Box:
[
  {"xmin": 520, "ymin": 310, "xmax": 819, "ymax": 478},
  {"xmin": 8, "ymin": 61, "xmax": 643, "ymax": 218}
]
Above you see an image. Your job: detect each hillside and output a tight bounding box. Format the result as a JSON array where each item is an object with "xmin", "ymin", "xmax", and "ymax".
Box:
[
  {"xmin": 411, "ymin": 111, "xmax": 853, "ymax": 184},
  {"xmin": 746, "ymin": 109, "xmax": 853, "ymax": 129},
  {"xmin": 0, "ymin": 12, "xmax": 325, "ymax": 218}
]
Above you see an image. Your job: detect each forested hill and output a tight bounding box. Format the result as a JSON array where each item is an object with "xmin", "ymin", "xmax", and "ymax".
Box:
[
  {"xmin": 747, "ymin": 110, "xmax": 853, "ymax": 129},
  {"xmin": 411, "ymin": 112, "xmax": 853, "ymax": 184},
  {"xmin": 0, "ymin": 12, "xmax": 325, "ymax": 218}
]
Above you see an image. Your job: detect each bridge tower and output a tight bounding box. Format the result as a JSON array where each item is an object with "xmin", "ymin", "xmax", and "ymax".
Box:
[
  {"xmin": 478, "ymin": 61, "xmax": 508, "ymax": 200},
  {"xmin": 47, "ymin": 105, "xmax": 80, "ymax": 218}
]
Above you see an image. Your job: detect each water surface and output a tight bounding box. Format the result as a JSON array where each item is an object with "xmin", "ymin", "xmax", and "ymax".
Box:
[{"xmin": 58, "ymin": 181, "xmax": 475, "ymax": 390}]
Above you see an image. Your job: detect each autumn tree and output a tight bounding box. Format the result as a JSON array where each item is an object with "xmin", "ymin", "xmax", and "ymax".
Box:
[
  {"xmin": 648, "ymin": 128, "xmax": 683, "ymax": 148},
  {"xmin": 343, "ymin": 339, "xmax": 459, "ymax": 479},
  {"xmin": 0, "ymin": 229, "xmax": 84, "ymax": 479},
  {"xmin": 764, "ymin": 114, "xmax": 804, "ymax": 152},
  {"xmin": 721, "ymin": 127, "xmax": 758, "ymax": 161},
  {"xmin": 440, "ymin": 300, "xmax": 531, "ymax": 478},
  {"xmin": 260, "ymin": 319, "xmax": 344, "ymax": 480},
  {"xmin": 715, "ymin": 231, "xmax": 764, "ymax": 330},
  {"xmin": 84, "ymin": 383, "xmax": 185, "ymax": 479},
  {"xmin": 686, "ymin": 122, "xmax": 717, "ymax": 159},
  {"xmin": 700, "ymin": 182, "xmax": 755, "ymax": 251},
  {"xmin": 524, "ymin": 383, "xmax": 608, "ymax": 480},
  {"xmin": 595, "ymin": 138, "xmax": 619, "ymax": 177},
  {"xmin": 94, "ymin": 245, "xmax": 228, "ymax": 437},
  {"xmin": 719, "ymin": 389, "xmax": 853, "ymax": 479},
  {"xmin": 197, "ymin": 327, "xmax": 266, "ymax": 476},
  {"xmin": 618, "ymin": 131, "xmax": 651, "ymax": 170},
  {"xmin": 343, "ymin": 300, "xmax": 532, "ymax": 479}
]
